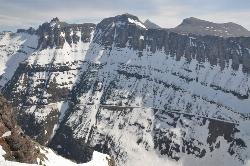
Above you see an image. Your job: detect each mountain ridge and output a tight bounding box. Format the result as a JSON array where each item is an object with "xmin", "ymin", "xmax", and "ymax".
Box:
[
  {"xmin": 0, "ymin": 95, "xmax": 113, "ymax": 165},
  {"xmin": 13, "ymin": 14, "xmax": 250, "ymax": 38},
  {"xmin": 0, "ymin": 13, "xmax": 250, "ymax": 166},
  {"xmin": 172, "ymin": 16, "xmax": 250, "ymax": 37},
  {"xmin": 144, "ymin": 19, "xmax": 161, "ymax": 29}
]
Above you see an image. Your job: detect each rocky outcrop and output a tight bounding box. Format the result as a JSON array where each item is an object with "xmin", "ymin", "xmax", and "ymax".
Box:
[
  {"xmin": 94, "ymin": 14, "xmax": 250, "ymax": 73},
  {"xmin": 17, "ymin": 27, "xmax": 36, "ymax": 35},
  {"xmin": 36, "ymin": 17, "xmax": 95, "ymax": 49},
  {"xmin": 0, "ymin": 95, "xmax": 41, "ymax": 164}
]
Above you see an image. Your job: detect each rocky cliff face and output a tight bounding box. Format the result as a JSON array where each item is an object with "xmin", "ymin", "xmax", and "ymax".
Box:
[
  {"xmin": 0, "ymin": 95, "xmax": 41, "ymax": 164},
  {"xmin": 1, "ymin": 14, "xmax": 250, "ymax": 166},
  {"xmin": 36, "ymin": 17, "xmax": 95, "ymax": 49}
]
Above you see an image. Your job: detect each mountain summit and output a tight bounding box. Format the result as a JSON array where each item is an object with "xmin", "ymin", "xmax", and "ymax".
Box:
[
  {"xmin": 144, "ymin": 19, "xmax": 161, "ymax": 29},
  {"xmin": 172, "ymin": 17, "xmax": 250, "ymax": 37}
]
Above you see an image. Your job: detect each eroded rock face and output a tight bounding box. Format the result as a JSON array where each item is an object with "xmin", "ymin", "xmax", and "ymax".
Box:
[
  {"xmin": 0, "ymin": 95, "xmax": 40, "ymax": 164},
  {"xmin": 1, "ymin": 14, "xmax": 250, "ymax": 166},
  {"xmin": 94, "ymin": 14, "xmax": 250, "ymax": 73},
  {"xmin": 0, "ymin": 95, "xmax": 114, "ymax": 165},
  {"xmin": 36, "ymin": 17, "xmax": 95, "ymax": 49},
  {"xmin": 1, "ymin": 20, "xmax": 96, "ymax": 145}
]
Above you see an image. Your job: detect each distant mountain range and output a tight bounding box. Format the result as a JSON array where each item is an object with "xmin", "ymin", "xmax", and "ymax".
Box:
[{"xmin": 144, "ymin": 17, "xmax": 250, "ymax": 37}]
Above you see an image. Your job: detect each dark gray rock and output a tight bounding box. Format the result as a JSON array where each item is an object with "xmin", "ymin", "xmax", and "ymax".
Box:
[
  {"xmin": 94, "ymin": 14, "xmax": 250, "ymax": 73},
  {"xmin": 36, "ymin": 17, "xmax": 95, "ymax": 49},
  {"xmin": 17, "ymin": 27, "xmax": 36, "ymax": 35}
]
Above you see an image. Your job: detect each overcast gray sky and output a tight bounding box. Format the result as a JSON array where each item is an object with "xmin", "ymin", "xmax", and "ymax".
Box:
[{"xmin": 0, "ymin": 0, "xmax": 250, "ymax": 31}]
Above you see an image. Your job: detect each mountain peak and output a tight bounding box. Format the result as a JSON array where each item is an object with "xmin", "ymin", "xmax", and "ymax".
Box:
[
  {"xmin": 144, "ymin": 19, "xmax": 161, "ymax": 29},
  {"xmin": 181, "ymin": 17, "xmax": 212, "ymax": 25},
  {"xmin": 173, "ymin": 17, "xmax": 250, "ymax": 37},
  {"xmin": 114, "ymin": 13, "xmax": 145, "ymax": 28},
  {"xmin": 118, "ymin": 13, "xmax": 139, "ymax": 20},
  {"xmin": 49, "ymin": 17, "xmax": 61, "ymax": 27},
  {"xmin": 97, "ymin": 13, "xmax": 146, "ymax": 31},
  {"xmin": 50, "ymin": 17, "xmax": 60, "ymax": 23}
]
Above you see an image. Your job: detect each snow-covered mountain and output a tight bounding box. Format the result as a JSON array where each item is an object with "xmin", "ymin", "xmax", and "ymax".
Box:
[
  {"xmin": 0, "ymin": 95, "xmax": 112, "ymax": 166},
  {"xmin": 1, "ymin": 13, "xmax": 250, "ymax": 166}
]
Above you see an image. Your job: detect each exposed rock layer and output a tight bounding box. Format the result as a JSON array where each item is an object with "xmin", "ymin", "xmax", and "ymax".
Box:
[{"xmin": 0, "ymin": 14, "xmax": 250, "ymax": 166}]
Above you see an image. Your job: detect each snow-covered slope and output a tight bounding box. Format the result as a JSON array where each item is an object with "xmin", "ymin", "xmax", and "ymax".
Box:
[
  {"xmin": 1, "ymin": 14, "xmax": 250, "ymax": 166},
  {"xmin": 0, "ymin": 31, "xmax": 38, "ymax": 88},
  {"xmin": 0, "ymin": 145, "xmax": 111, "ymax": 166},
  {"xmin": 0, "ymin": 95, "xmax": 112, "ymax": 166}
]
